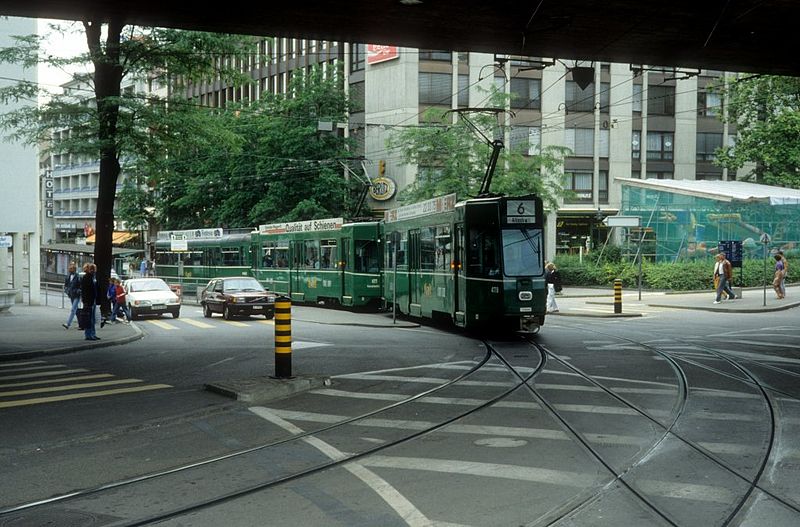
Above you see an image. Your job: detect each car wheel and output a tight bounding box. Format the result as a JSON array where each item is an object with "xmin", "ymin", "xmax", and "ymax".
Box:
[
  {"xmin": 129, "ymin": 305, "xmax": 139, "ymax": 321},
  {"xmin": 172, "ymin": 309, "xmax": 180, "ymax": 319},
  {"xmin": 203, "ymin": 304, "xmax": 212, "ymax": 318},
  {"xmin": 223, "ymin": 305, "xmax": 232, "ymax": 320},
  {"xmin": 265, "ymin": 310, "xmax": 274, "ymax": 320}
]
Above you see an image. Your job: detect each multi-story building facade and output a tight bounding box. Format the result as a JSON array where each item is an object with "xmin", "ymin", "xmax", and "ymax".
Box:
[{"xmin": 184, "ymin": 40, "xmax": 752, "ymax": 261}]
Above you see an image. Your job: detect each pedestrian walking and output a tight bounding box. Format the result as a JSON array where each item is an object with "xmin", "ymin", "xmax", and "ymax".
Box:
[
  {"xmin": 713, "ymin": 252, "xmax": 736, "ymax": 304},
  {"xmin": 773, "ymin": 254, "xmax": 786, "ymax": 299},
  {"xmin": 545, "ymin": 262, "xmax": 561, "ymax": 313},
  {"xmin": 80, "ymin": 262, "xmax": 100, "ymax": 341},
  {"xmin": 111, "ymin": 278, "xmax": 130, "ymax": 323},
  {"xmin": 62, "ymin": 262, "xmax": 81, "ymax": 329},
  {"xmin": 777, "ymin": 250, "xmax": 788, "ymax": 298},
  {"xmin": 139, "ymin": 258, "xmax": 147, "ymax": 278}
]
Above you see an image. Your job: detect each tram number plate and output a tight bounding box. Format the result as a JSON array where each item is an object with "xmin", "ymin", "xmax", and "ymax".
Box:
[{"xmin": 506, "ymin": 200, "xmax": 537, "ymax": 224}]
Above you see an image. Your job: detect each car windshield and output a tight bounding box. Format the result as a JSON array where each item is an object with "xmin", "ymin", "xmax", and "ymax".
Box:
[
  {"xmin": 129, "ymin": 279, "xmax": 171, "ymax": 292},
  {"xmin": 223, "ymin": 279, "xmax": 265, "ymax": 292}
]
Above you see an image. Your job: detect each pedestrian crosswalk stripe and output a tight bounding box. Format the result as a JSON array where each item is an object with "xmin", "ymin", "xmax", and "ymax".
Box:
[
  {"xmin": 221, "ymin": 320, "xmax": 249, "ymax": 327},
  {"xmin": 257, "ymin": 319, "xmax": 275, "ymax": 325},
  {"xmin": 0, "ymin": 364, "xmax": 71, "ymax": 373},
  {"xmin": 0, "ymin": 368, "xmax": 90, "ymax": 381},
  {"xmin": 0, "ymin": 360, "xmax": 47, "ymax": 369},
  {"xmin": 180, "ymin": 318, "xmax": 215, "ymax": 329},
  {"xmin": 147, "ymin": 319, "xmax": 179, "ymax": 330},
  {"xmin": 0, "ymin": 384, "xmax": 172, "ymax": 409},
  {"xmin": 0, "ymin": 373, "xmax": 114, "ymax": 389},
  {"xmin": 0, "ymin": 378, "xmax": 145, "ymax": 397}
]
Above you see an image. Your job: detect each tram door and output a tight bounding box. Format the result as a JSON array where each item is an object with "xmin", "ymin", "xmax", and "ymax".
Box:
[
  {"xmin": 290, "ymin": 240, "xmax": 305, "ymax": 299},
  {"xmin": 408, "ymin": 229, "xmax": 421, "ymax": 314},
  {"xmin": 340, "ymin": 237, "xmax": 351, "ymax": 305},
  {"xmin": 454, "ymin": 224, "xmax": 466, "ymax": 320}
]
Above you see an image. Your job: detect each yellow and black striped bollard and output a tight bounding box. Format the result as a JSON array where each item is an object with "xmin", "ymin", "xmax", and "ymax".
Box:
[
  {"xmin": 274, "ymin": 296, "xmax": 292, "ymax": 378},
  {"xmin": 613, "ymin": 279, "xmax": 623, "ymax": 314}
]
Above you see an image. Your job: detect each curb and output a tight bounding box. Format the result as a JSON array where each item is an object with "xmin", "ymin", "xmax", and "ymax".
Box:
[
  {"xmin": 646, "ymin": 300, "xmax": 800, "ymax": 314},
  {"xmin": 0, "ymin": 323, "xmax": 145, "ymax": 361}
]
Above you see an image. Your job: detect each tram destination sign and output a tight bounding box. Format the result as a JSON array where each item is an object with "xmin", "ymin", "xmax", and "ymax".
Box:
[
  {"xmin": 384, "ymin": 193, "xmax": 457, "ymax": 223},
  {"xmin": 259, "ymin": 218, "xmax": 343, "ymax": 235},
  {"xmin": 505, "ymin": 199, "xmax": 538, "ymax": 224}
]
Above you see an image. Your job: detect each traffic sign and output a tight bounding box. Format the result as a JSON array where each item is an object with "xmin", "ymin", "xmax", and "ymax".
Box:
[
  {"xmin": 602, "ymin": 215, "xmax": 641, "ymax": 228},
  {"xmin": 0, "ymin": 235, "xmax": 11, "ymax": 248},
  {"xmin": 760, "ymin": 232, "xmax": 771, "ymax": 244}
]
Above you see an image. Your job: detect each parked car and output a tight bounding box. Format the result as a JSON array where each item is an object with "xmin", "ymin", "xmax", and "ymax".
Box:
[
  {"xmin": 200, "ymin": 277, "xmax": 276, "ymax": 320},
  {"xmin": 124, "ymin": 277, "xmax": 181, "ymax": 320}
]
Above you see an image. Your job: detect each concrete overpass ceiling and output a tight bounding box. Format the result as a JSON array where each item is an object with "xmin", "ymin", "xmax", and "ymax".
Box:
[{"xmin": 1, "ymin": 0, "xmax": 797, "ymax": 76}]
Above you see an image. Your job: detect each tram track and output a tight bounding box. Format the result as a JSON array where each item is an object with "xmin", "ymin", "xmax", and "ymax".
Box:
[
  {"xmin": 0, "ymin": 339, "xmax": 549, "ymax": 526},
  {"xmin": 533, "ymin": 323, "xmax": 800, "ymax": 526}
]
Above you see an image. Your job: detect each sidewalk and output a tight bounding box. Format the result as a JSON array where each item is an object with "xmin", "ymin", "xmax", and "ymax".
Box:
[
  {"xmin": 0, "ymin": 302, "xmax": 418, "ymax": 362},
  {"xmin": 551, "ymin": 285, "xmax": 800, "ymax": 318}
]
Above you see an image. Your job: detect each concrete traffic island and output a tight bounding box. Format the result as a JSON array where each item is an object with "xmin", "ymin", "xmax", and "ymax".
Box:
[
  {"xmin": 0, "ymin": 289, "xmax": 19, "ymax": 313},
  {"xmin": 205, "ymin": 375, "xmax": 331, "ymax": 404}
]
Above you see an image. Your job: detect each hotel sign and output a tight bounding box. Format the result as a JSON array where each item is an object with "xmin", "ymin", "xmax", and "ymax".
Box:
[{"xmin": 367, "ymin": 45, "xmax": 399, "ymax": 65}]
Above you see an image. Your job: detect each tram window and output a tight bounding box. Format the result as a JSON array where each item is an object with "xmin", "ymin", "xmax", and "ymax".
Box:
[
  {"xmin": 320, "ymin": 239, "xmax": 337, "ymax": 269},
  {"xmin": 274, "ymin": 247, "xmax": 289, "ymax": 268},
  {"xmin": 502, "ymin": 228, "xmax": 543, "ymax": 276},
  {"xmin": 204, "ymin": 247, "xmax": 220, "ymax": 266},
  {"xmin": 355, "ymin": 240, "xmax": 379, "ymax": 273},
  {"xmin": 304, "ymin": 240, "xmax": 320, "ymax": 268},
  {"xmin": 435, "ymin": 225, "xmax": 451, "ymax": 271},
  {"xmin": 221, "ymin": 248, "xmax": 240, "ymax": 266},
  {"xmin": 262, "ymin": 248, "xmax": 274, "ymax": 268},
  {"xmin": 420, "ymin": 227, "xmax": 436, "ymax": 271},
  {"xmin": 468, "ymin": 228, "xmax": 501, "ymax": 278}
]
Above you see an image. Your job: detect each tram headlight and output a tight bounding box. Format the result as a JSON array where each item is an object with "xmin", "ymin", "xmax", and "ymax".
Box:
[{"xmin": 518, "ymin": 291, "xmax": 533, "ymax": 301}]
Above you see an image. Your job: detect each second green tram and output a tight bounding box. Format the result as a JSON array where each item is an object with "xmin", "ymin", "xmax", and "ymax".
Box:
[
  {"xmin": 251, "ymin": 218, "xmax": 382, "ymax": 307},
  {"xmin": 382, "ymin": 193, "xmax": 546, "ymax": 332}
]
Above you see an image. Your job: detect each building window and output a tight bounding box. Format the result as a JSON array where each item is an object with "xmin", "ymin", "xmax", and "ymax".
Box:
[
  {"xmin": 647, "ymin": 85, "xmax": 675, "ymax": 115},
  {"xmin": 458, "ymin": 74, "xmax": 469, "ymax": 107},
  {"xmin": 509, "ymin": 126, "xmax": 541, "ymax": 155},
  {"xmin": 419, "ymin": 50, "xmax": 452, "ymax": 61},
  {"xmin": 646, "ymin": 132, "xmax": 673, "ymax": 160},
  {"xmin": 599, "ymin": 171, "xmax": 609, "ymax": 203},
  {"xmin": 697, "ymin": 90, "xmax": 721, "ymax": 116},
  {"xmin": 564, "ymin": 170, "xmax": 593, "ymax": 203},
  {"xmin": 351, "ymin": 43, "xmax": 365, "ymax": 72},
  {"xmin": 565, "ymin": 128, "xmax": 594, "ymax": 157},
  {"xmin": 696, "ymin": 132, "xmax": 723, "ymax": 160},
  {"xmin": 419, "ymin": 72, "xmax": 452, "ymax": 105},
  {"xmin": 565, "ymin": 81, "xmax": 595, "ymax": 112},
  {"xmin": 510, "ymin": 78, "xmax": 541, "ymax": 109}
]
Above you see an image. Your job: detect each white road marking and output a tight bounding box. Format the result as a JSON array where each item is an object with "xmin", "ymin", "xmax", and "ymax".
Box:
[
  {"xmin": 0, "ymin": 368, "xmax": 90, "ymax": 381},
  {"xmin": 180, "ymin": 318, "xmax": 215, "ymax": 329},
  {"xmin": 221, "ymin": 320, "xmax": 249, "ymax": 327},
  {"xmin": 0, "ymin": 373, "xmax": 114, "ymax": 389},
  {"xmin": 249, "ymin": 407, "xmax": 434, "ymax": 527},
  {"xmin": 0, "ymin": 360, "xmax": 47, "ymax": 368},
  {"xmin": 147, "ymin": 319, "xmax": 178, "ymax": 330},
  {"xmin": 0, "ymin": 378, "xmax": 144, "ymax": 397}
]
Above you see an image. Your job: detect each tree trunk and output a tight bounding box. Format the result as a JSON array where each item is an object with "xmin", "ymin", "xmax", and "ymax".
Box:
[{"xmin": 85, "ymin": 19, "xmax": 124, "ymax": 316}]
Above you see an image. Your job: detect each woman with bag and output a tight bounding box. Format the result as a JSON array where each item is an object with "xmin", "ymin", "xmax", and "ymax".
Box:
[
  {"xmin": 62, "ymin": 262, "xmax": 81, "ymax": 329},
  {"xmin": 545, "ymin": 262, "xmax": 560, "ymax": 313},
  {"xmin": 80, "ymin": 263, "xmax": 100, "ymax": 340}
]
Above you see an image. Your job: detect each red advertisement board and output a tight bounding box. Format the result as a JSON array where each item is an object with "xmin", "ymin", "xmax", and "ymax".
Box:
[{"xmin": 367, "ymin": 44, "xmax": 399, "ymax": 65}]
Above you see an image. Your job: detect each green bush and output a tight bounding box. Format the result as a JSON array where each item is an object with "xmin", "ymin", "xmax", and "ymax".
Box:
[{"xmin": 552, "ymin": 254, "xmax": 794, "ymax": 291}]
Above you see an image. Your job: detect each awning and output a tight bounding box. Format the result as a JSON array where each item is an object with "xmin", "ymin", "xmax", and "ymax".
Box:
[{"xmin": 85, "ymin": 231, "xmax": 138, "ymax": 245}]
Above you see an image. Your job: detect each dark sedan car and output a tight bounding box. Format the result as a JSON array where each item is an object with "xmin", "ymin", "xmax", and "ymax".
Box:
[{"xmin": 200, "ymin": 277, "xmax": 276, "ymax": 320}]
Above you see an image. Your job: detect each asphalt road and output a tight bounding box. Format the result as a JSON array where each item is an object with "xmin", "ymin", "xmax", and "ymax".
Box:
[{"xmin": 2, "ymin": 305, "xmax": 799, "ymax": 526}]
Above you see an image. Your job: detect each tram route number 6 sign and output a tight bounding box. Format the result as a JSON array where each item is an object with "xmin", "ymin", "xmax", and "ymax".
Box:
[{"xmin": 506, "ymin": 200, "xmax": 537, "ymax": 224}]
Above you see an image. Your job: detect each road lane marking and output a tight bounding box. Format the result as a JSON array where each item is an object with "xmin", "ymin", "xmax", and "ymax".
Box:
[
  {"xmin": 147, "ymin": 319, "xmax": 179, "ymax": 330},
  {"xmin": 221, "ymin": 320, "xmax": 249, "ymax": 327},
  {"xmin": 0, "ymin": 373, "xmax": 114, "ymax": 389},
  {"xmin": 0, "ymin": 378, "xmax": 144, "ymax": 397},
  {"xmin": 257, "ymin": 319, "xmax": 275, "ymax": 325},
  {"xmin": 250, "ymin": 407, "xmax": 434, "ymax": 527},
  {"xmin": 180, "ymin": 318, "xmax": 215, "ymax": 329},
  {"xmin": 0, "ymin": 364, "xmax": 70, "ymax": 373},
  {"xmin": 0, "ymin": 384, "xmax": 172, "ymax": 408},
  {"xmin": 0, "ymin": 368, "xmax": 90, "ymax": 381}
]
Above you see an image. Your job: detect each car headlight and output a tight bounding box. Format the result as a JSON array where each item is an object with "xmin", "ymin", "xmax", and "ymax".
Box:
[
  {"xmin": 267, "ymin": 295, "xmax": 276, "ymax": 303},
  {"xmin": 134, "ymin": 299, "xmax": 152, "ymax": 307}
]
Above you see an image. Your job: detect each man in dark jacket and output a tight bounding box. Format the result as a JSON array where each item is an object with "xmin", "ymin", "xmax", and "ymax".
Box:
[
  {"xmin": 62, "ymin": 262, "xmax": 81, "ymax": 329},
  {"xmin": 80, "ymin": 262, "xmax": 100, "ymax": 340}
]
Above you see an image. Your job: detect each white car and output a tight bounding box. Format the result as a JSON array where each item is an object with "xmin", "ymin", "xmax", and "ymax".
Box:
[{"xmin": 124, "ymin": 278, "xmax": 181, "ymax": 320}]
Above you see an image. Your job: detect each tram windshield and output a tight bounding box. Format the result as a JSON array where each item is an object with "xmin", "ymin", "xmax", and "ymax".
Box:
[{"xmin": 502, "ymin": 228, "xmax": 544, "ymax": 277}]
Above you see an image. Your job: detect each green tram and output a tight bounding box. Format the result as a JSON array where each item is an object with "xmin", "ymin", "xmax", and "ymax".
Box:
[
  {"xmin": 251, "ymin": 218, "xmax": 382, "ymax": 307},
  {"xmin": 382, "ymin": 193, "xmax": 546, "ymax": 332},
  {"xmin": 154, "ymin": 228, "xmax": 253, "ymax": 296}
]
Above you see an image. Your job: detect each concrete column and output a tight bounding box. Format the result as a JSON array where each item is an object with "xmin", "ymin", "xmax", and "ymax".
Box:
[
  {"xmin": 28, "ymin": 230, "xmax": 41, "ymax": 306},
  {"xmin": 541, "ymin": 61, "xmax": 567, "ymax": 264},
  {"xmin": 12, "ymin": 232, "xmax": 24, "ymax": 302},
  {"xmin": 674, "ymin": 75, "xmax": 698, "ymax": 180},
  {"xmin": 545, "ymin": 211, "xmax": 558, "ymax": 263}
]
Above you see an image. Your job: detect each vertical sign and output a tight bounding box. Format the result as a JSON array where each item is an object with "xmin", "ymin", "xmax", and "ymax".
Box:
[
  {"xmin": 43, "ymin": 169, "xmax": 54, "ymax": 217},
  {"xmin": 367, "ymin": 44, "xmax": 399, "ymax": 65}
]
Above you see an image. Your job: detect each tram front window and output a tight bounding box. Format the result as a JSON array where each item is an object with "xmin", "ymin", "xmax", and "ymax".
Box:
[
  {"xmin": 468, "ymin": 229, "xmax": 501, "ymax": 278},
  {"xmin": 502, "ymin": 228, "xmax": 543, "ymax": 277}
]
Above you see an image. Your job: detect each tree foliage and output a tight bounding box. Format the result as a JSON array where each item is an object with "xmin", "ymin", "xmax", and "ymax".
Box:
[
  {"xmin": 716, "ymin": 75, "xmax": 800, "ymax": 188},
  {"xmin": 386, "ymin": 91, "xmax": 568, "ymax": 209},
  {"xmin": 152, "ymin": 66, "xmax": 361, "ymax": 229}
]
